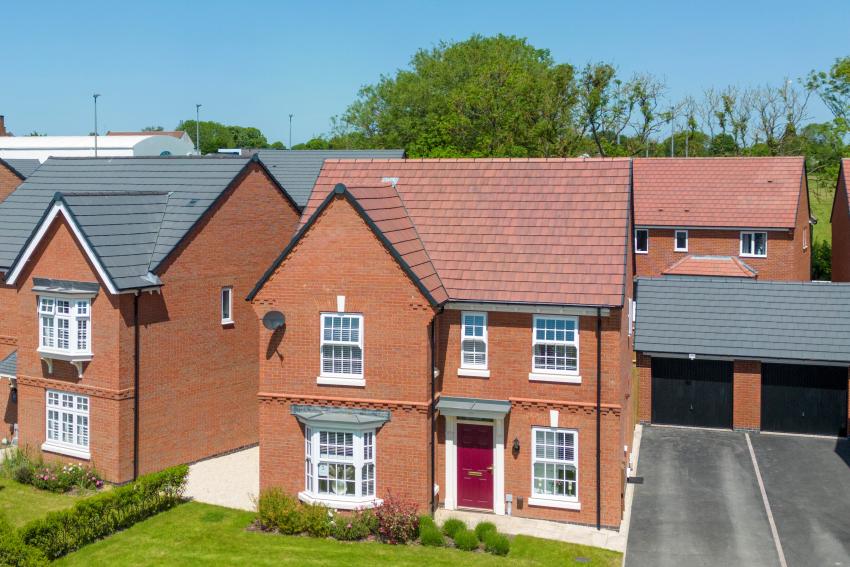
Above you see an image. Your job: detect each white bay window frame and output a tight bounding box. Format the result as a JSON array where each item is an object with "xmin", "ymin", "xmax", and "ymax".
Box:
[
  {"xmin": 458, "ymin": 311, "xmax": 489, "ymax": 378},
  {"xmin": 529, "ymin": 315, "xmax": 580, "ymax": 383},
  {"xmin": 318, "ymin": 313, "xmax": 364, "ymax": 386},
  {"xmin": 43, "ymin": 390, "xmax": 90, "ymax": 460},
  {"xmin": 528, "ymin": 427, "xmax": 579, "ymax": 510},
  {"xmin": 38, "ymin": 295, "xmax": 93, "ymax": 377},
  {"xmin": 299, "ymin": 426, "xmax": 380, "ymax": 509}
]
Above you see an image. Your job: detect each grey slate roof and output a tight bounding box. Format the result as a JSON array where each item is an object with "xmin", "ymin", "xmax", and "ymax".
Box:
[
  {"xmin": 254, "ymin": 150, "xmax": 404, "ymax": 208},
  {"xmin": 3, "ymin": 159, "xmax": 41, "ymax": 178},
  {"xmin": 290, "ymin": 404, "xmax": 391, "ymax": 426},
  {"xmin": 635, "ymin": 277, "xmax": 850, "ymax": 364},
  {"xmin": 0, "ymin": 351, "xmax": 16, "ymax": 377},
  {"xmin": 0, "ymin": 157, "xmax": 257, "ymax": 289}
]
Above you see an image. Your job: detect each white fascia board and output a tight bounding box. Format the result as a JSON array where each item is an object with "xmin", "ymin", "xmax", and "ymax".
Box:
[{"xmin": 5, "ymin": 203, "xmax": 119, "ymax": 295}]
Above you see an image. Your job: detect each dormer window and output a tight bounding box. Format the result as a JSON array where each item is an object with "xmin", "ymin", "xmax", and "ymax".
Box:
[{"xmin": 39, "ymin": 297, "xmax": 91, "ymax": 356}]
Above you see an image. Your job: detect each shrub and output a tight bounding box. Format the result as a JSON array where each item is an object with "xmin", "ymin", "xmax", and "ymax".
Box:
[
  {"xmin": 0, "ymin": 515, "xmax": 47, "ymax": 567},
  {"xmin": 419, "ymin": 523, "xmax": 444, "ymax": 547},
  {"xmin": 474, "ymin": 521, "xmax": 497, "ymax": 541},
  {"xmin": 453, "ymin": 528, "xmax": 480, "ymax": 551},
  {"xmin": 20, "ymin": 464, "xmax": 188, "ymax": 560},
  {"xmin": 256, "ymin": 489, "xmax": 303, "ymax": 535},
  {"xmin": 300, "ymin": 502, "xmax": 333, "ymax": 538},
  {"xmin": 31, "ymin": 463, "xmax": 104, "ymax": 493},
  {"xmin": 483, "ymin": 532, "xmax": 510, "ymax": 556},
  {"xmin": 441, "ymin": 518, "xmax": 466, "ymax": 539},
  {"xmin": 330, "ymin": 509, "xmax": 377, "ymax": 541},
  {"xmin": 418, "ymin": 514, "xmax": 436, "ymax": 534},
  {"xmin": 374, "ymin": 494, "xmax": 419, "ymax": 544},
  {"xmin": 12, "ymin": 463, "xmax": 33, "ymax": 485}
]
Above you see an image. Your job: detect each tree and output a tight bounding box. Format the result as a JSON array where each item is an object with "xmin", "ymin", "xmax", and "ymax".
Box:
[
  {"xmin": 175, "ymin": 120, "xmax": 275, "ymax": 154},
  {"xmin": 808, "ymin": 56, "xmax": 850, "ymax": 132},
  {"xmin": 337, "ymin": 34, "xmax": 580, "ymax": 157},
  {"xmin": 142, "ymin": 126, "xmax": 164, "ymax": 132}
]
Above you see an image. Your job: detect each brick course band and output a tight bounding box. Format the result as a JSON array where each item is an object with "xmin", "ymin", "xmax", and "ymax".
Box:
[
  {"xmin": 17, "ymin": 374, "xmax": 134, "ymax": 400},
  {"xmin": 259, "ymin": 393, "xmax": 431, "ymax": 414}
]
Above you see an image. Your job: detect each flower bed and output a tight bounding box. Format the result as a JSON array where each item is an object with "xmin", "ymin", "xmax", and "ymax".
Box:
[
  {"xmin": 254, "ymin": 490, "xmax": 511, "ymax": 556},
  {"xmin": 2, "ymin": 449, "xmax": 103, "ymax": 494}
]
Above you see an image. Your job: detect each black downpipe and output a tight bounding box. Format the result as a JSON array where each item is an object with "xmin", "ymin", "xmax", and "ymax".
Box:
[
  {"xmin": 133, "ymin": 292, "xmax": 140, "ymax": 481},
  {"xmin": 596, "ymin": 307, "xmax": 602, "ymax": 530},
  {"xmin": 429, "ymin": 315, "xmax": 437, "ymax": 514}
]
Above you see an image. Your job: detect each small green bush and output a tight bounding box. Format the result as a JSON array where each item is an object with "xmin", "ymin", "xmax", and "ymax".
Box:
[
  {"xmin": 331, "ymin": 509, "xmax": 377, "ymax": 541},
  {"xmin": 453, "ymin": 528, "xmax": 480, "ymax": 551},
  {"xmin": 20, "ymin": 464, "xmax": 188, "ymax": 560},
  {"xmin": 441, "ymin": 517, "xmax": 466, "ymax": 538},
  {"xmin": 484, "ymin": 532, "xmax": 510, "ymax": 556},
  {"xmin": 474, "ymin": 521, "xmax": 497, "ymax": 541},
  {"xmin": 418, "ymin": 514, "xmax": 436, "ymax": 533},
  {"xmin": 0, "ymin": 514, "xmax": 47, "ymax": 567},
  {"xmin": 300, "ymin": 502, "xmax": 332, "ymax": 537},
  {"xmin": 256, "ymin": 489, "xmax": 303, "ymax": 535},
  {"xmin": 12, "ymin": 463, "xmax": 33, "ymax": 485},
  {"xmin": 419, "ymin": 524, "xmax": 445, "ymax": 547}
]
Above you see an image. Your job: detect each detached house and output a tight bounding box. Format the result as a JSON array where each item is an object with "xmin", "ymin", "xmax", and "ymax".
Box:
[
  {"xmin": 831, "ymin": 159, "xmax": 850, "ymax": 282},
  {"xmin": 250, "ymin": 158, "xmax": 636, "ymax": 529},
  {"xmin": 0, "ymin": 156, "xmax": 302, "ymax": 482},
  {"xmin": 0, "ymin": 158, "xmax": 39, "ymax": 203},
  {"xmin": 633, "ymin": 157, "xmax": 812, "ymax": 280}
]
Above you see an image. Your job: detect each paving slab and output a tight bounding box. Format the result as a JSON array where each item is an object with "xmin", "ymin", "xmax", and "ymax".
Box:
[
  {"xmin": 626, "ymin": 427, "xmax": 779, "ymax": 567},
  {"xmin": 185, "ymin": 446, "xmax": 259, "ymax": 511}
]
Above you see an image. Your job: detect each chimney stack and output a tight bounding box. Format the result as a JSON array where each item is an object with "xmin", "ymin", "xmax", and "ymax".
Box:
[{"xmin": 0, "ymin": 116, "xmax": 5, "ymax": 137}]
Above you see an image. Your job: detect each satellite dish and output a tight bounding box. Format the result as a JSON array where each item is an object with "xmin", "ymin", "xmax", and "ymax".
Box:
[{"xmin": 262, "ymin": 311, "xmax": 285, "ymax": 331}]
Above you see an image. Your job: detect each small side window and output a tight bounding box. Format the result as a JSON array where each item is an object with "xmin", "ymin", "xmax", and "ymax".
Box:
[
  {"xmin": 674, "ymin": 230, "xmax": 688, "ymax": 252},
  {"xmin": 221, "ymin": 287, "xmax": 233, "ymax": 324},
  {"xmin": 635, "ymin": 229, "xmax": 648, "ymax": 254}
]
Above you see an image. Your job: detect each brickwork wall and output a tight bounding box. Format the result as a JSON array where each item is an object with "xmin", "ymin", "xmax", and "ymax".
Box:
[
  {"xmin": 733, "ymin": 359, "xmax": 761, "ymax": 431},
  {"xmin": 636, "ymin": 352, "xmax": 652, "ymax": 423},
  {"xmin": 833, "ymin": 174, "xmax": 850, "ymax": 282},
  {"xmin": 0, "ymin": 164, "xmax": 22, "ymax": 204}
]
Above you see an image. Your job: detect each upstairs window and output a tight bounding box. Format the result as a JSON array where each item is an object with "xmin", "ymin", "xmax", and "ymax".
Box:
[
  {"xmin": 221, "ymin": 287, "xmax": 233, "ymax": 325},
  {"xmin": 740, "ymin": 232, "xmax": 767, "ymax": 257},
  {"xmin": 38, "ymin": 297, "xmax": 91, "ymax": 356},
  {"xmin": 320, "ymin": 314, "xmax": 363, "ymax": 379},
  {"xmin": 635, "ymin": 229, "xmax": 648, "ymax": 254},
  {"xmin": 461, "ymin": 312, "xmax": 487, "ymax": 369},
  {"xmin": 675, "ymin": 230, "xmax": 688, "ymax": 252},
  {"xmin": 532, "ymin": 315, "xmax": 578, "ymax": 375}
]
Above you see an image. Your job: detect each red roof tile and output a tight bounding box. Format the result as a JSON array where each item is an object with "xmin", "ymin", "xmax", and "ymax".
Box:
[
  {"xmin": 301, "ymin": 159, "xmax": 632, "ymax": 307},
  {"xmin": 662, "ymin": 255, "xmax": 757, "ymax": 278},
  {"xmin": 634, "ymin": 157, "xmax": 805, "ymax": 229}
]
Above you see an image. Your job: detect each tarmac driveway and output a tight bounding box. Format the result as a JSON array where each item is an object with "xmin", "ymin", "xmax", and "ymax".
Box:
[{"xmin": 626, "ymin": 426, "xmax": 850, "ymax": 567}]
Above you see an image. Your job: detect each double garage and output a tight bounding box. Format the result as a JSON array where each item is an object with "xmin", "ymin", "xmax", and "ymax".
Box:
[{"xmin": 636, "ymin": 277, "xmax": 850, "ymax": 437}]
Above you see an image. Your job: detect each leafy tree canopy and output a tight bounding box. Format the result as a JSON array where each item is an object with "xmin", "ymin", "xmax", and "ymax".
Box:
[{"xmin": 175, "ymin": 120, "xmax": 282, "ymax": 154}]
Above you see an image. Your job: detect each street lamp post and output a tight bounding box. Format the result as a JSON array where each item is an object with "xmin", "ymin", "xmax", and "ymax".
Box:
[
  {"xmin": 288, "ymin": 114, "xmax": 293, "ymax": 150},
  {"xmin": 195, "ymin": 104, "xmax": 202, "ymax": 155},
  {"xmin": 93, "ymin": 94, "xmax": 101, "ymax": 157}
]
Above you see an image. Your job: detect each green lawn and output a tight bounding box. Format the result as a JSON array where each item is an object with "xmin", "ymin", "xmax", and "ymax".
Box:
[
  {"xmin": 0, "ymin": 477, "xmax": 81, "ymax": 527},
  {"xmin": 810, "ymin": 182, "xmax": 834, "ymax": 245},
  {"xmin": 57, "ymin": 502, "xmax": 622, "ymax": 567}
]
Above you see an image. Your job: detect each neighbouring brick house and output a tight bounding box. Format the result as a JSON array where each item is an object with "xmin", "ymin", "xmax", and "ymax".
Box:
[
  {"xmin": 633, "ymin": 157, "xmax": 812, "ymax": 280},
  {"xmin": 831, "ymin": 159, "xmax": 850, "ymax": 282},
  {"xmin": 0, "ymin": 156, "xmax": 302, "ymax": 483},
  {"xmin": 635, "ymin": 277, "xmax": 850, "ymax": 437},
  {"xmin": 0, "ymin": 158, "xmax": 39, "ymax": 204},
  {"xmin": 250, "ymin": 158, "xmax": 636, "ymax": 529}
]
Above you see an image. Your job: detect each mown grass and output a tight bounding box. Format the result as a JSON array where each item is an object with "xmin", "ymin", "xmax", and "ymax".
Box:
[{"xmin": 0, "ymin": 477, "xmax": 80, "ymax": 527}]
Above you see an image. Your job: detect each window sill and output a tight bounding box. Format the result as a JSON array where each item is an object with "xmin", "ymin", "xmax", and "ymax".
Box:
[
  {"xmin": 674, "ymin": 249, "xmax": 688, "ymax": 253},
  {"xmin": 298, "ymin": 491, "xmax": 382, "ymax": 510},
  {"xmin": 41, "ymin": 442, "xmax": 90, "ymax": 461},
  {"xmin": 740, "ymin": 254, "xmax": 767, "ymax": 259},
  {"xmin": 528, "ymin": 372, "xmax": 581, "ymax": 384},
  {"xmin": 316, "ymin": 376, "xmax": 366, "ymax": 387},
  {"xmin": 635, "ymin": 250, "xmax": 648, "ymax": 255},
  {"xmin": 457, "ymin": 368, "xmax": 490, "ymax": 378},
  {"xmin": 37, "ymin": 349, "xmax": 92, "ymax": 363},
  {"xmin": 221, "ymin": 319, "xmax": 234, "ymax": 326},
  {"xmin": 528, "ymin": 497, "xmax": 580, "ymax": 511}
]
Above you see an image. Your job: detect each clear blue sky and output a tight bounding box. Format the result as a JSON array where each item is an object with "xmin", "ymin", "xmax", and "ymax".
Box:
[{"xmin": 2, "ymin": 0, "xmax": 847, "ymax": 145}]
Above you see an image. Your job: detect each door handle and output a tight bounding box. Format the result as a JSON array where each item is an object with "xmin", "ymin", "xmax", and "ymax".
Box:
[{"xmin": 487, "ymin": 466, "xmax": 493, "ymax": 470}]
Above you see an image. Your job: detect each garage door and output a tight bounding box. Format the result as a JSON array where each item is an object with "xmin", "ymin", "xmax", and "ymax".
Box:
[
  {"xmin": 761, "ymin": 364, "xmax": 848, "ymax": 436},
  {"xmin": 651, "ymin": 358, "xmax": 733, "ymax": 428}
]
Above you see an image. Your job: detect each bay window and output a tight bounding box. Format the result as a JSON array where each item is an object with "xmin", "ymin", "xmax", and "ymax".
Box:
[
  {"xmin": 530, "ymin": 315, "xmax": 579, "ymax": 382},
  {"xmin": 43, "ymin": 390, "xmax": 90, "ymax": 459},
  {"xmin": 301, "ymin": 427, "xmax": 378, "ymax": 508},
  {"xmin": 38, "ymin": 296, "xmax": 91, "ymax": 357},
  {"xmin": 529, "ymin": 427, "xmax": 578, "ymax": 509}
]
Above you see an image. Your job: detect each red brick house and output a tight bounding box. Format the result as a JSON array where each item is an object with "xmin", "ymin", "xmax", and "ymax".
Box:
[
  {"xmin": 0, "ymin": 156, "xmax": 301, "ymax": 483},
  {"xmin": 831, "ymin": 159, "xmax": 850, "ymax": 282},
  {"xmin": 250, "ymin": 158, "xmax": 635, "ymax": 529},
  {"xmin": 633, "ymin": 157, "xmax": 812, "ymax": 280},
  {"xmin": 0, "ymin": 158, "xmax": 39, "ymax": 204}
]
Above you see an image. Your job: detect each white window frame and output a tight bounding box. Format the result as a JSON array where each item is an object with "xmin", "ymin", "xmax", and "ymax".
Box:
[
  {"xmin": 674, "ymin": 230, "xmax": 688, "ymax": 252},
  {"xmin": 299, "ymin": 426, "xmax": 380, "ymax": 510},
  {"xmin": 458, "ymin": 311, "xmax": 489, "ymax": 378},
  {"xmin": 42, "ymin": 390, "xmax": 90, "ymax": 460},
  {"xmin": 220, "ymin": 287, "xmax": 233, "ymax": 325},
  {"xmin": 803, "ymin": 225, "xmax": 808, "ymax": 251},
  {"xmin": 740, "ymin": 231, "xmax": 767, "ymax": 258},
  {"xmin": 529, "ymin": 315, "xmax": 580, "ymax": 383},
  {"xmin": 634, "ymin": 229, "xmax": 648, "ymax": 254},
  {"xmin": 37, "ymin": 296, "xmax": 92, "ymax": 359},
  {"xmin": 318, "ymin": 313, "xmax": 364, "ymax": 386},
  {"xmin": 528, "ymin": 427, "xmax": 579, "ymax": 510}
]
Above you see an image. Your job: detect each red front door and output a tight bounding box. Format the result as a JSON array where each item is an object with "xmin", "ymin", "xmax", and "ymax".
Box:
[{"xmin": 457, "ymin": 423, "xmax": 494, "ymax": 509}]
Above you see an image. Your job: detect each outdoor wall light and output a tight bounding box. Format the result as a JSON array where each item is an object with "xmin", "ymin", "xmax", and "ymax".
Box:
[{"xmin": 512, "ymin": 437, "xmax": 520, "ymax": 456}]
